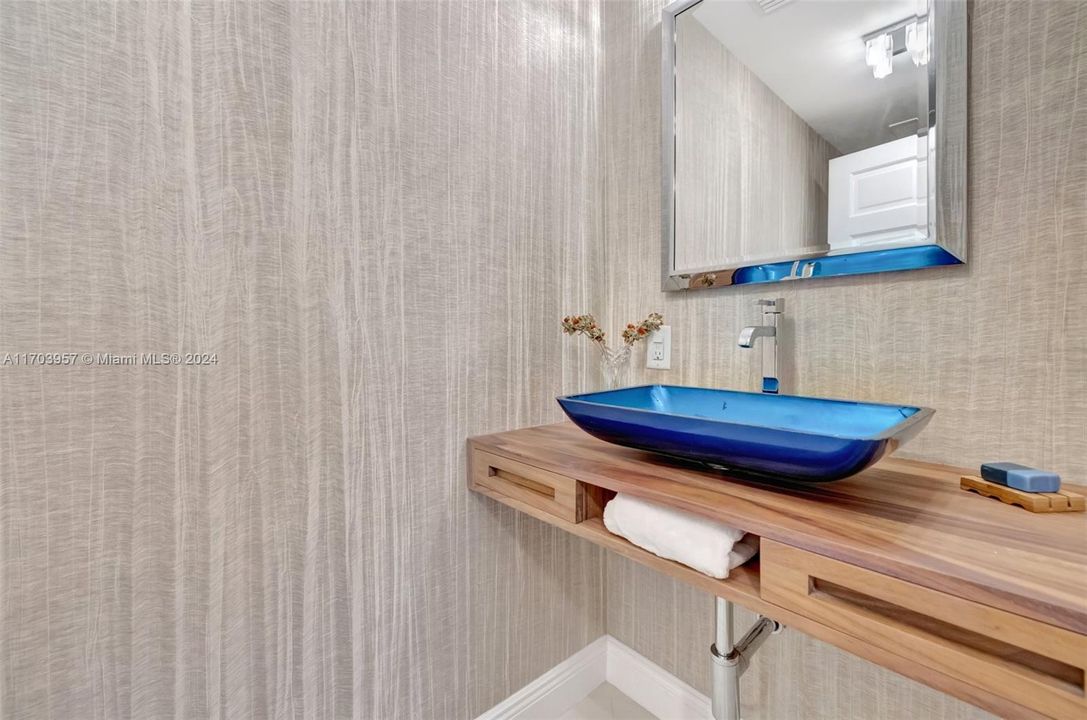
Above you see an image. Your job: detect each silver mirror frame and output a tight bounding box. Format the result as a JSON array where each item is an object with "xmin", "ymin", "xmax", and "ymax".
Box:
[{"xmin": 661, "ymin": 0, "xmax": 967, "ymax": 291}]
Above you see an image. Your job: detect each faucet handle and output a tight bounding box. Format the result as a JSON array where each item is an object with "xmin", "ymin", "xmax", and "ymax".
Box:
[{"xmin": 756, "ymin": 298, "xmax": 785, "ymax": 314}]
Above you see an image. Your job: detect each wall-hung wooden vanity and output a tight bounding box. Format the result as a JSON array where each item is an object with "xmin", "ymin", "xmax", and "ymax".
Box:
[{"xmin": 468, "ymin": 423, "xmax": 1087, "ymax": 720}]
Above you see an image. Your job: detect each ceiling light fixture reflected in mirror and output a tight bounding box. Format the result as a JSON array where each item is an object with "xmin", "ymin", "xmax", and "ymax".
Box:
[
  {"xmin": 865, "ymin": 33, "xmax": 894, "ymax": 79},
  {"xmin": 905, "ymin": 19, "xmax": 930, "ymax": 66},
  {"xmin": 863, "ymin": 16, "xmax": 930, "ymax": 79}
]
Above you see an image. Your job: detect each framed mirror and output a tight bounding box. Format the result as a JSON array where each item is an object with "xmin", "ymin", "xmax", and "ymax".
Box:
[{"xmin": 662, "ymin": 0, "xmax": 966, "ymax": 290}]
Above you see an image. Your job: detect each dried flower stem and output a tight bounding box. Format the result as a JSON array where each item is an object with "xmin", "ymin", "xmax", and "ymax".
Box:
[
  {"xmin": 621, "ymin": 312, "xmax": 664, "ymax": 346},
  {"xmin": 561, "ymin": 314, "xmax": 606, "ymax": 345},
  {"xmin": 562, "ymin": 312, "xmax": 664, "ymax": 349}
]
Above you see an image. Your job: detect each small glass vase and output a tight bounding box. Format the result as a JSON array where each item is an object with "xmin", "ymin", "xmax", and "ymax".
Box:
[{"xmin": 598, "ymin": 344, "xmax": 632, "ymax": 390}]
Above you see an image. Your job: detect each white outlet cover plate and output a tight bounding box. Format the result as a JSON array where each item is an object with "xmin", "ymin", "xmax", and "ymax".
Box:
[{"xmin": 646, "ymin": 326, "xmax": 671, "ymax": 370}]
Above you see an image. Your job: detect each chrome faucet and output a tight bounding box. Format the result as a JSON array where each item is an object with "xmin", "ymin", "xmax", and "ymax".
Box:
[{"xmin": 738, "ymin": 298, "xmax": 783, "ymax": 394}]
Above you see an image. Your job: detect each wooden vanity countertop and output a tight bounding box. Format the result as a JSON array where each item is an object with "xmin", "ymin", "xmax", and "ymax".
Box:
[{"xmin": 469, "ymin": 422, "xmax": 1087, "ymax": 634}]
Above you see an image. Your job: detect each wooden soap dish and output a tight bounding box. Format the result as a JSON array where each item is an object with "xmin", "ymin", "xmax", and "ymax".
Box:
[{"xmin": 961, "ymin": 475, "xmax": 1085, "ymax": 513}]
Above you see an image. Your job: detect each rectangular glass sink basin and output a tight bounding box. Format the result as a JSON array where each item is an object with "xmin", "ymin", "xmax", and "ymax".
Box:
[{"xmin": 556, "ymin": 385, "xmax": 934, "ymax": 483}]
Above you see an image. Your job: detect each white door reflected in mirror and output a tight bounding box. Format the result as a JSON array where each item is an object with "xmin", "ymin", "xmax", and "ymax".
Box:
[{"xmin": 828, "ymin": 133, "xmax": 929, "ymax": 252}]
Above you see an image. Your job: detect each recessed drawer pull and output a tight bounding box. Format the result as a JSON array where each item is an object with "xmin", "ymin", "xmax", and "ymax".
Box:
[
  {"xmin": 491, "ymin": 469, "xmax": 556, "ymax": 499},
  {"xmin": 811, "ymin": 578, "xmax": 1084, "ymax": 696},
  {"xmin": 761, "ymin": 540, "xmax": 1087, "ymax": 720},
  {"xmin": 469, "ymin": 449, "xmax": 605, "ymax": 524}
]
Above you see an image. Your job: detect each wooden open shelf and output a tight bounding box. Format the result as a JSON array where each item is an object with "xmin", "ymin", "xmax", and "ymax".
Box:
[{"xmin": 471, "ymin": 474, "xmax": 765, "ymax": 610}]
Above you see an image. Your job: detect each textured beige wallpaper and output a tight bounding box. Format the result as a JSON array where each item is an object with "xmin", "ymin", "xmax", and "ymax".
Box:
[
  {"xmin": 0, "ymin": 2, "xmax": 606, "ymax": 718},
  {"xmin": 602, "ymin": 0, "xmax": 1085, "ymax": 717},
  {"xmin": 3, "ymin": 1, "xmax": 1084, "ymax": 718},
  {"xmin": 675, "ymin": 13, "xmax": 836, "ymax": 270}
]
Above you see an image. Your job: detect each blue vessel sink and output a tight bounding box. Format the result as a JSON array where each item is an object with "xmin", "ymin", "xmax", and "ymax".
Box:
[{"xmin": 557, "ymin": 385, "xmax": 933, "ymax": 483}]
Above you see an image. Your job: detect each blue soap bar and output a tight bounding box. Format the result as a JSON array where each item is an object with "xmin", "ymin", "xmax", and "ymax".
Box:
[{"xmin": 980, "ymin": 462, "xmax": 1060, "ymax": 493}]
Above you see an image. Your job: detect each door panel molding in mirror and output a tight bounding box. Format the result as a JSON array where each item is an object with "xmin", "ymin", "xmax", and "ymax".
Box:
[{"xmin": 661, "ymin": 0, "xmax": 966, "ymax": 291}]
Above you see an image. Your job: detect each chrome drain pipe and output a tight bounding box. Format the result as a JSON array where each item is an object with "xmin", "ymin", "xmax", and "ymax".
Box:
[{"xmin": 710, "ymin": 597, "xmax": 782, "ymax": 720}]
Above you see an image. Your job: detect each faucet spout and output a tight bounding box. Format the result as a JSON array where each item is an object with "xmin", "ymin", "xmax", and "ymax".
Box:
[
  {"xmin": 738, "ymin": 298, "xmax": 784, "ymax": 394},
  {"xmin": 738, "ymin": 325, "xmax": 775, "ymax": 348}
]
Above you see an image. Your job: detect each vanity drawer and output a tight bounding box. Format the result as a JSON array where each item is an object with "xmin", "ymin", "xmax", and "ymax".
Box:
[
  {"xmin": 469, "ymin": 449, "xmax": 605, "ymax": 524},
  {"xmin": 760, "ymin": 540, "xmax": 1087, "ymax": 720}
]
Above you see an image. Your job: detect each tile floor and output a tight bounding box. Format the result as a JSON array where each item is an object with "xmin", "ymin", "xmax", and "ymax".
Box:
[{"xmin": 557, "ymin": 682, "xmax": 658, "ymax": 720}]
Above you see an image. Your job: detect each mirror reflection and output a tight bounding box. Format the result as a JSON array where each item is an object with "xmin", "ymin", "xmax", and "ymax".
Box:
[{"xmin": 666, "ymin": 0, "xmax": 964, "ymax": 289}]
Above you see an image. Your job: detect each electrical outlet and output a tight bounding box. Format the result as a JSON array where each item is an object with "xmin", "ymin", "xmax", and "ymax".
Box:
[{"xmin": 646, "ymin": 325, "xmax": 671, "ymax": 370}]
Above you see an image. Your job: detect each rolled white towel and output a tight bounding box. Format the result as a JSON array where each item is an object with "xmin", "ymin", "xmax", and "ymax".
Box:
[
  {"xmin": 602, "ymin": 493, "xmax": 756, "ymax": 579},
  {"xmin": 727, "ymin": 536, "xmax": 759, "ymax": 574}
]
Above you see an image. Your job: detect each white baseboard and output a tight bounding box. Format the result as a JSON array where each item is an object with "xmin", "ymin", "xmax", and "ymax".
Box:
[
  {"xmin": 605, "ymin": 636, "xmax": 711, "ymax": 720},
  {"xmin": 475, "ymin": 636, "xmax": 608, "ymax": 720},
  {"xmin": 475, "ymin": 635, "xmax": 710, "ymax": 720}
]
